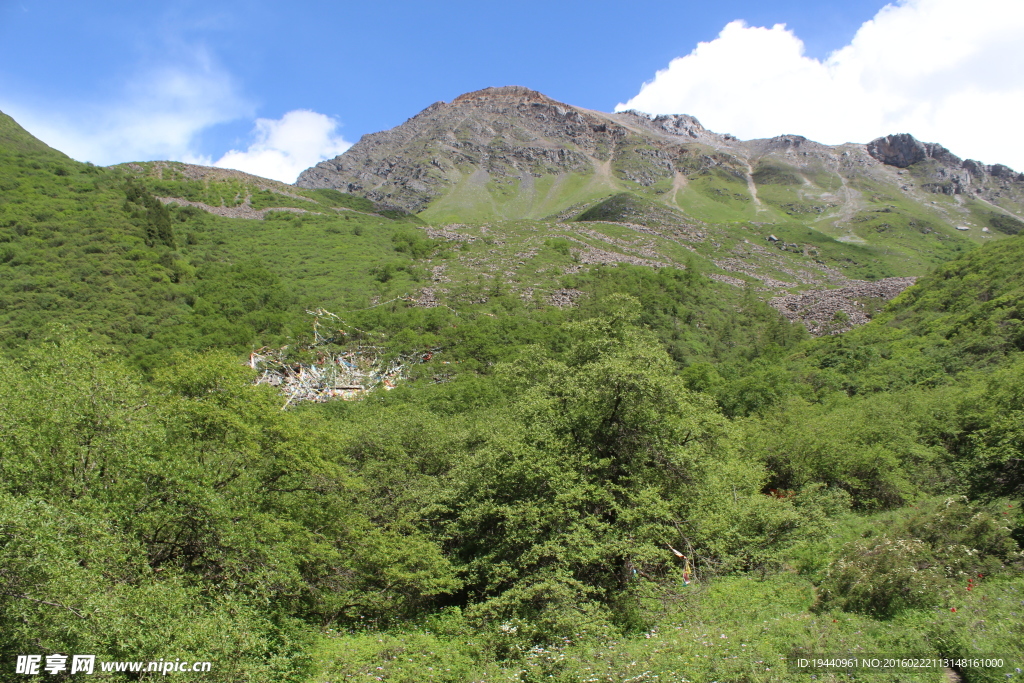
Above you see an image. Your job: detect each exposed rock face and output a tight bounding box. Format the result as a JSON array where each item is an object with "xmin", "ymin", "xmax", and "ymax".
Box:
[
  {"xmin": 299, "ymin": 87, "xmax": 604, "ymax": 211},
  {"xmin": 867, "ymin": 133, "xmax": 1024, "ymax": 197},
  {"xmin": 867, "ymin": 134, "xmax": 928, "ymax": 168},
  {"xmin": 866, "ymin": 133, "xmax": 967, "ymax": 171},
  {"xmin": 613, "ymin": 110, "xmax": 723, "ymax": 146},
  {"xmin": 296, "ymin": 86, "xmax": 740, "ymax": 212}
]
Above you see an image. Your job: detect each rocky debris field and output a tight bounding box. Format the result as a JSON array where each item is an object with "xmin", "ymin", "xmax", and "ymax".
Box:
[
  {"xmin": 770, "ymin": 277, "xmax": 917, "ymax": 336},
  {"xmin": 157, "ymin": 196, "xmax": 313, "ymax": 220},
  {"xmin": 426, "ymin": 225, "xmax": 477, "ymax": 242},
  {"xmin": 548, "ymin": 288, "xmax": 585, "ymax": 307}
]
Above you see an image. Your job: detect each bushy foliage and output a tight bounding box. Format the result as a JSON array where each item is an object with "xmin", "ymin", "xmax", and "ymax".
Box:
[
  {"xmin": 818, "ymin": 497, "xmax": 1022, "ymax": 618},
  {"xmin": 744, "ymin": 392, "xmax": 953, "ymax": 509},
  {"xmin": 392, "ymin": 229, "xmax": 444, "ymax": 259},
  {"xmin": 124, "ymin": 180, "xmax": 175, "ymax": 247},
  {"xmin": 0, "ymin": 339, "xmax": 461, "ymax": 677}
]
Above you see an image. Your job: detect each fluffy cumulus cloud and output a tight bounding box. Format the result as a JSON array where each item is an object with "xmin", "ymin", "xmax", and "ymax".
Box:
[
  {"xmin": 213, "ymin": 110, "xmax": 352, "ymax": 183},
  {"xmin": 6, "ymin": 49, "xmax": 253, "ymax": 166},
  {"xmin": 616, "ymin": 0, "xmax": 1024, "ymax": 170}
]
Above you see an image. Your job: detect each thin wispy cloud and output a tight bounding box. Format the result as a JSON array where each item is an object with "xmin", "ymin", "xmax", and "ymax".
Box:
[
  {"xmin": 213, "ymin": 110, "xmax": 353, "ymax": 183},
  {"xmin": 5, "ymin": 46, "xmax": 253, "ymax": 166},
  {"xmin": 616, "ymin": 0, "xmax": 1024, "ymax": 170},
  {"xmin": 5, "ymin": 48, "xmax": 351, "ymax": 183}
]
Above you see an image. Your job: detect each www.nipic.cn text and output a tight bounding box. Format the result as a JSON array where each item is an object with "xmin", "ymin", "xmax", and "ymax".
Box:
[{"xmin": 15, "ymin": 655, "xmax": 212, "ymax": 676}]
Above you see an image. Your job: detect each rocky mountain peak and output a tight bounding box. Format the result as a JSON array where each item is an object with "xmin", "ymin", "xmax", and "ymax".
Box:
[
  {"xmin": 450, "ymin": 85, "xmax": 557, "ymax": 106},
  {"xmin": 296, "ymin": 86, "xmax": 631, "ymax": 212}
]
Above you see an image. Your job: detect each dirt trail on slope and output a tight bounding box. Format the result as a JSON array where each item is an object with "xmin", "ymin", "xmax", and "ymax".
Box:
[
  {"xmin": 583, "ymin": 157, "xmax": 620, "ymax": 196},
  {"xmin": 669, "ymin": 171, "xmax": 688, "ymax": 205},
  {"xmin": 826, "ymin": 163, "xmax": 867, "ymax": 243},
  {"xmin": 742, "ymin": 160, "xmax": 766, "ymax": 212}
]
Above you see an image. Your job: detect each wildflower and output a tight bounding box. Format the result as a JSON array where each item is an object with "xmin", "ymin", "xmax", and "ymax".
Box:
[{"xmin": 951, "ymin": 607, "xmax": 957, "ymax": 612}]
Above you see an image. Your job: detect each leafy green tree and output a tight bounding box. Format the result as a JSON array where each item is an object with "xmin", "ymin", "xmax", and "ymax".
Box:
[
  {"xmin": 946, "ymin": 357, "xmax": 1024, "ymax": 502},
  {"xmin": 124, "ymin": 180, "xmax": 175, "ymax": 247},
  {"xmin": 0, "ymin": 338, "xmax": 461, "ymax": 676},
  {"xmin": 433, "ymin": 297, "xmax": 811, "ymax": 639}
]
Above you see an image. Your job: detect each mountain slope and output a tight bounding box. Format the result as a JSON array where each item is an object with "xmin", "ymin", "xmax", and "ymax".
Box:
[
  {"xmin": 296, "ymin": 86, "xmax": 1024, "ymax": 271},
  {"xmin": 0, "ymin": 111, "xmax": 432, "ymax": 369},
  {"xmin": 0, "ymin": 110, "xmax": 70, "ymax": 159},
  {"xmin": 817, "ymin": 230, "xmax": 1024, "ymax": 377}
]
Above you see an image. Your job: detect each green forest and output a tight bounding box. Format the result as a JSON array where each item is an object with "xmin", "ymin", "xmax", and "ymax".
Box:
[{"xmin": 1, "ymin": 111, "xmax": 1022, "ymax": 682}]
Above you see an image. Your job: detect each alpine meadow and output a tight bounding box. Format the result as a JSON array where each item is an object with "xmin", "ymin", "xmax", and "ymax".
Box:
[{"xmin": 1, "ymin": 85, "xmax": 1023, "ymax": 683}]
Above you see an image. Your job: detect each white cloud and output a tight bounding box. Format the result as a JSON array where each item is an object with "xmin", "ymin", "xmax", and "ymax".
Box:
[
  {"xmin": 4, "ymin": 47, "xmax": 253, "ymax": 165},
  {"xmin": 616, "ymin": 0, "xmax": 1024, "ymax": 170},
  {"xmin": 213, "ymin": 110, "xmax": 352, "ymax": 184}
]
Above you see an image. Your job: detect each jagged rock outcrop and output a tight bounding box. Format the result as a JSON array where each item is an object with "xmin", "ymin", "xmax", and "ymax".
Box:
[
  {"xmin": 867, "ymin": 133, "xmax": 928, "ymax": 168},
  {"xmin": 613, "ymin": 110, "xmax": 724, "ymax": 146},
  {"xmin": 867, "ymin": 133, "xmax": 1024, "ymax": 197}
]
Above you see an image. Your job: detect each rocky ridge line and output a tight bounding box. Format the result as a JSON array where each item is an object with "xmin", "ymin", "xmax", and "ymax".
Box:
[{"xmin": 296, "ymin": 86, "xmax": 1023, "ymax": 219}]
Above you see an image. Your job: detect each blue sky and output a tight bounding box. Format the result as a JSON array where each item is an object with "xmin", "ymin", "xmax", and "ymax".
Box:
[{"xmin": 1, "ymin": 0, "xmax": 1021, "ymax": 182}]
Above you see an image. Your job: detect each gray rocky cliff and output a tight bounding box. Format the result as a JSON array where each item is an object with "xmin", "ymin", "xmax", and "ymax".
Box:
[{"xmin": 866, "ymin": 133, "xmax": 1023, "ymax": 197}]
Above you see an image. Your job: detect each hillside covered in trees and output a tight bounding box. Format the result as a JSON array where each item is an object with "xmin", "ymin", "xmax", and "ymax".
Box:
[{"xmin": 0, "ymin": 109, "xmax": 1022, "ymax": 682}]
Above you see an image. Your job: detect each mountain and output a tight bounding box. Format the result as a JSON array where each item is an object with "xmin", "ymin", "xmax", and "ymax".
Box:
[
  {"xmin": 296, "ymin": 86, "xmax": 1024, "ymax": 235},
  {"xmin": 3, "ymin": 88, "xmax": 1020, "ymax": 370}
]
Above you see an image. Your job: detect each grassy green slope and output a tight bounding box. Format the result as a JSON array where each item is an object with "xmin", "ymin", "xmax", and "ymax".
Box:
[
  {"xmin": 0, "ymin": 111, "xmax": 69, "ymax": 159},
  {"xmin": 118, "ymin": 160, "xmax": 387, "ymax": 215},
  {"xmin": 0, "ymin": 118, "xmax": 187, "ymax": 354},
  {"xmin": 419, "ymin": 167, "xmax": 621, "ymax": 223},
  {"xmin": 415, "ymin": 138, "xmax": 999, "ymax": 284}
]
